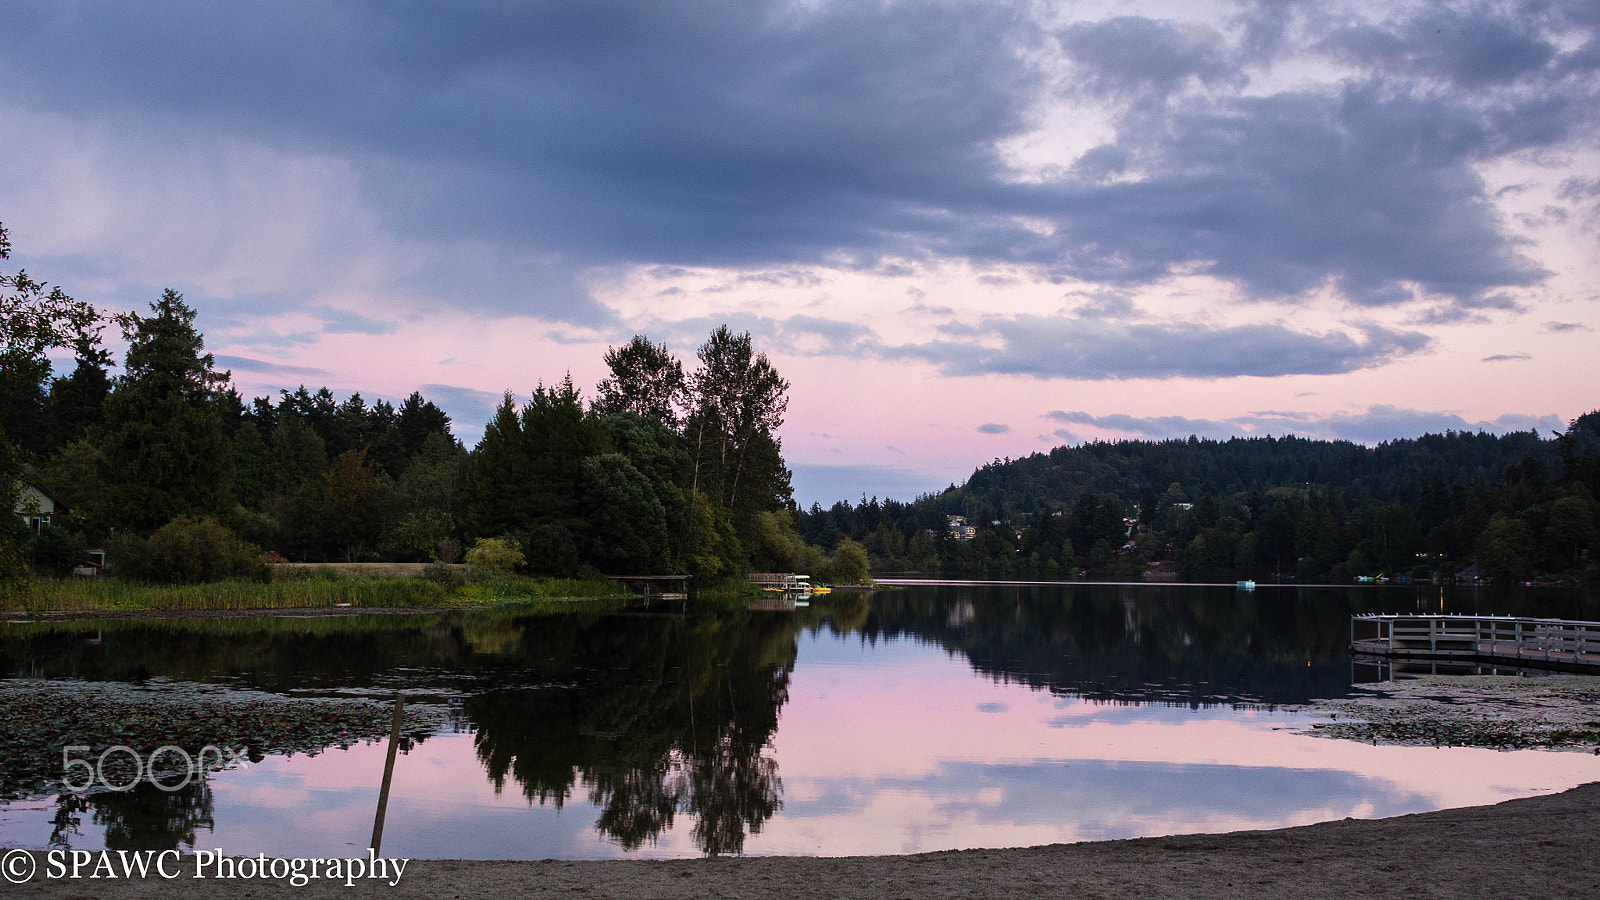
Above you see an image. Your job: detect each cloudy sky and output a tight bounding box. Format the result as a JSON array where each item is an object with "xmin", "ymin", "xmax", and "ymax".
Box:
[{"xmin": 3, "ymin": 0, "xmax": 1596, "ymax": 505}]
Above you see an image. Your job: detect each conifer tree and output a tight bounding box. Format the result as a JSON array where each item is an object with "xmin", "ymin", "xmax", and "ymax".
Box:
[{"xmin": 96, "ymin": 289, "xmax": 232, "ymax": 531}]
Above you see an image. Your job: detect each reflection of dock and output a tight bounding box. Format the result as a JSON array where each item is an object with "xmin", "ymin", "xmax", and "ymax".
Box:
[
  {"xmin": 747, "ymin": 593, "xmax": 801, "ymax": 612},
  {"xmin": 1351, "ymin": 615, "xmax": 1600, "ymax": 674}
]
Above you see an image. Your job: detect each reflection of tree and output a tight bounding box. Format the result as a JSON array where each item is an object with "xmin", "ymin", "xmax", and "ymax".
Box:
[
  {"xmin": 832, "ymin": 584, "xmax": 1397, "ymax": 707},
  {"xmin": 589, "ymin": 758, "xmax": 685, "ymax": 850},
  {"xmin": 89, "ymin": 779, "xmax": 215, "ymax": 851},
  {"xmin": 686, "ymin": 742, "xmax": 780, "ymax": 856},
  {"xmin": 465, "ymin": 610, "xmax": 794, "ymax": 855}
]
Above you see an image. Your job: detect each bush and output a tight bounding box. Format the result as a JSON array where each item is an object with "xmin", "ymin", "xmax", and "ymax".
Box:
[
  {"xmin": 465, "ymin": 537, "xmax": 525, "ymax": 573},
  {"xmin": 26, "ymin": 524, "xmax": 89, "ymax": 577},
  {"xmin": 517, "ymin": 523, "xmax": 581, "ymax": 576},
  {"xmin": 108, "ymin": 516, "xmax": 270, "ymax": 584},
  {"xmin": 419, "ymin": 562, "xmax": 465, "ymax": 588},
  {"xmin": 824, "ymin": 538, "xmax": 870, "ymax": 584}
]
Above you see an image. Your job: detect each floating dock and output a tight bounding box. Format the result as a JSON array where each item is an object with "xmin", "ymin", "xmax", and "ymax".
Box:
[{"xmin": 1350, "ymin": 614, "xmax": 1600, "ymax": 674}]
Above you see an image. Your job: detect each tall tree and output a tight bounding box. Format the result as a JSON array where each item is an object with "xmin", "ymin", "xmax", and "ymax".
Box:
[
  {"xmin": 465, "ymin": 393, "xmax": 532, "ymax": 539},
  {"xmin": 96, "ymin": 289, "xmax": 232, "ymax": 531},
  {"xmin": 686, "ymin": 327, "xmax": 789, "ymax": 512},
  {"xmin": 45, "ymin": 325, "xmax": 113, "ymax": 450},
  {"xmin": 594, "ymin": 335, "xmax": 686, "ymax": 427},
  {"xmin": 397, "ymin": 391, "xmax": 453, "ymax": 456},
  {"xmin": 520, "ymin": 375, "xmax": 612, "ymax": 538},
  {"xmin": 323, "ymin": 447, "xmax": 385, "ymax": 561}
]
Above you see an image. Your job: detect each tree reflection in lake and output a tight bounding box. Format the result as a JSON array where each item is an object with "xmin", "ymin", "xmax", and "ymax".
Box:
[
  {"xmin": 47, "ymin": 781, "xmax": 215, "ymax": 852},
  {"xmin": 465, "ymin": 610, "xmax": 792, "ymax": 854}
]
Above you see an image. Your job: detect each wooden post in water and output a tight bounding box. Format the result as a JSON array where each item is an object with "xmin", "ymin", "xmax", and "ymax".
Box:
[{"xmin": 370, "ymin": 693, "xmax": 405, "ymax": 855}]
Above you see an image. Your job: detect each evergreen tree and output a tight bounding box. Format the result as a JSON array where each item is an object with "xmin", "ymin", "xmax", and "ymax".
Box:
[
  {"xmin": 465, "ymin": 393, "xmax": 532, "ymax": 539},
  {"xmin": 96, "ymin": 290, "xmax": 232, "ymax": 531},
  {"xmin": 45, "ymin": 325, "xmax": 113, "ymax": 450},
  {"xmin": 397, "ymin": 391, "xmax": 452, "ymax": 456},
  {"xmin": 520, "ymin": 375, "xmax": 612, "ymax": 542}
]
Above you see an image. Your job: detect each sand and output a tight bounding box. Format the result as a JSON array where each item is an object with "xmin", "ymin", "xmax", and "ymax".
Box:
[{"xmin": 7, "ymin": 782, "xmax": 1599, "ymax": 899}]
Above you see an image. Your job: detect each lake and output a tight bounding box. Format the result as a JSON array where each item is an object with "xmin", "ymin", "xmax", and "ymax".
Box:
[{"xmin": 2, "ymin": 582, "xmax": 1599, "ymax": 858}]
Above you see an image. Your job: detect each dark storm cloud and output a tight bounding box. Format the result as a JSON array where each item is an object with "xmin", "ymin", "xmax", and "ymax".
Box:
[
  {"xmin": 1041, "ymin": 85, "xmax": 1555, "ymax": 307},
  {"xmin": 880, "ymin": 315, "xmax": 1429, "ymax": 379},
  {"xmin": 2, "ymin": 0, "xmax": 1593, "ymax": 322},
  {"xmin": 1318, "ymin": 9, "xmax": 1557, "ymax": 87},
  {"xmin": 1056, "ymin": 17, "xmax": 1239, "ymax": 100},
  {"xmin": 1046, "ymin": 405, "xmax": 1565, "ymax": 445},
  {"xmin": 0, "ymin": 1, "xmax": 1037, "ymax": 263}
]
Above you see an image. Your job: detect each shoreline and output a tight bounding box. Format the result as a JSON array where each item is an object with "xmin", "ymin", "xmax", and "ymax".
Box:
[
  {"xmin": 0, "ymin": 602, "xmax": 535, "ymax": 623},
  {"xmin": 8, "ymin": 782, "xmax": 1600, "ymax": 898}
]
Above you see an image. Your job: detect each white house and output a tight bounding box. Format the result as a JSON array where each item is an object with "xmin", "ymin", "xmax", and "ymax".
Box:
[{"xmin": 14, "ymin": 480, "xmax": 63, "ymax": 533}]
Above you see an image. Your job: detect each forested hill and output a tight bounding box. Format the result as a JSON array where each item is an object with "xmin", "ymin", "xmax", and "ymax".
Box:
[
  {"xmin": 798, "ymin": 410, "xmax": 1600, "ymax": 584},
  {"xmin": 952, "ymin": 427, "xmax": 1567, "ymax": 523}
]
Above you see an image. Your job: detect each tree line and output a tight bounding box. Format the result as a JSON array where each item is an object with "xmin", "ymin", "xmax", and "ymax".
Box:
[
  {"xmin": 3, "ymin": 221, "xmax": 836, "ymax": 585},
  {"xmin": 800, "ymin": 419, "xmax": 1600, "ymax": 584}
]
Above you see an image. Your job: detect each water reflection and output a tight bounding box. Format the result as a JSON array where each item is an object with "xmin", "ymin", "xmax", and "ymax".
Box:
[
  {"xmin": 44, "ymin": 782, "xmax": 216, "ymax": 852},
  {"xmin": 463, "ymin": 613, "xmax": 790, "ymax": 854},
  {"xmin": 2, "ymin": 582, "xmax": 1597, "ymax": 856}
]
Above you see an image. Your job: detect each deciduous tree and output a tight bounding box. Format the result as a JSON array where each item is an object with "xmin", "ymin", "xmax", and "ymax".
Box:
[{"xmin": 594, "ymin": 335, "xmax": 685, "ymax": 427}]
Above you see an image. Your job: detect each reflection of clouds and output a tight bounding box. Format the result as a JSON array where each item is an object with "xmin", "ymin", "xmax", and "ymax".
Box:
[{"xmin": 780, "ymin": 759, "xmax": 1427, "ymax": 841}]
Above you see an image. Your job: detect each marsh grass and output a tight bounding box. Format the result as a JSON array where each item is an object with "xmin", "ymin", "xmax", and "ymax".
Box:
[
  {"xmin": 693, "ymin": 576, "xmax": 767, "ymax": 610},
  {"xmin": 9, "ymin": 569, "xmax": 636, "ymax": 613}
]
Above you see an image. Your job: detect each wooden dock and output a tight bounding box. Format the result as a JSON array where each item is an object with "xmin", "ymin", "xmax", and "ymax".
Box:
[{"xmin": 1350, "ymin": 614, "xmax": 1600, "ymax": 674}]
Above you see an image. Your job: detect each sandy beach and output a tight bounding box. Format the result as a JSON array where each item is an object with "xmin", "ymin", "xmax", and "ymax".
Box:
[{"xmin": 7, "ymin": 781, "xmax": 1598, "ymax": 899}]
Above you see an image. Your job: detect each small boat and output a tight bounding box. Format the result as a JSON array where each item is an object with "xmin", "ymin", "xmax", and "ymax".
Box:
[{"xmin": 1235, "ymin": 580, "xmax": 1256, "ymax": 591}]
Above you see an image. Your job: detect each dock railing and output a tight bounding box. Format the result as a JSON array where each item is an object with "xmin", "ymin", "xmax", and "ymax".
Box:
[{"xmin": 1350, "ymin": 614, "xmax": 1600, "ymax": 673}]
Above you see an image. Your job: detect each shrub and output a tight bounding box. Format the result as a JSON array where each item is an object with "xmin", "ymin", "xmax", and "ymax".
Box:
[
  {"xmin": 110, "ymin": 516, "xmax": 271, "ymax": 584},
  {"xmin": 26, "ymin": 524, "xmax": 89, "ymax": 577},
  {"xmin": 419, "ymin": 562, "xmax": 465, "ymax": 588},
  {"xmin": 465, "ymin": 537, "xmax": 525, "ymax": 573},
  {"xmin": 824, "ymin": 538, "xmax": 870, "ymax": 584},
  {"xmin": 516, "ymin": 524, "xmax": 580, "ymax": 576}
]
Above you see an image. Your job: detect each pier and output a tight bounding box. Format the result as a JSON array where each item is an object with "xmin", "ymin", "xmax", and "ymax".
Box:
[{"xmin": 1350, "ymin": 615, "xmax": 1600, "ymax": 674}]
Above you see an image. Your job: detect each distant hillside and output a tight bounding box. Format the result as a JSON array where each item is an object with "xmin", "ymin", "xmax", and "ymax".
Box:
[
  {"xmin": 949, "ymin": 428, "xmax": 1558, "ymax": 522},
  {"xmin": 799, "ymin": 410, "xmax": 1600, "ymax": 584}
]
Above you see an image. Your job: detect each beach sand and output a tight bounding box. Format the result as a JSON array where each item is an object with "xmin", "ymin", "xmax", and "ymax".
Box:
[{"xmin": 9, "ymin": 781, "xmax": 1598, "ymax": 899}]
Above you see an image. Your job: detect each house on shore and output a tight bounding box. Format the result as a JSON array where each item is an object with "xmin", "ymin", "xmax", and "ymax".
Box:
[{"xmin": 14, "ymin": 479, "xmax": 63, "ymax": 534}]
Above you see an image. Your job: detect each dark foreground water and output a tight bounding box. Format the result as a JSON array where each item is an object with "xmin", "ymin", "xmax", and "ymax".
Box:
[{"xmin": 2, "ymin": 582, "xmax": 1598, "ymax": 858}]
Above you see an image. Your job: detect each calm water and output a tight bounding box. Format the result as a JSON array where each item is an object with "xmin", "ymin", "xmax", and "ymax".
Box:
[{"xmin": 3, "ymin": 582, "xmax": 1599, "ymax": 858}]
